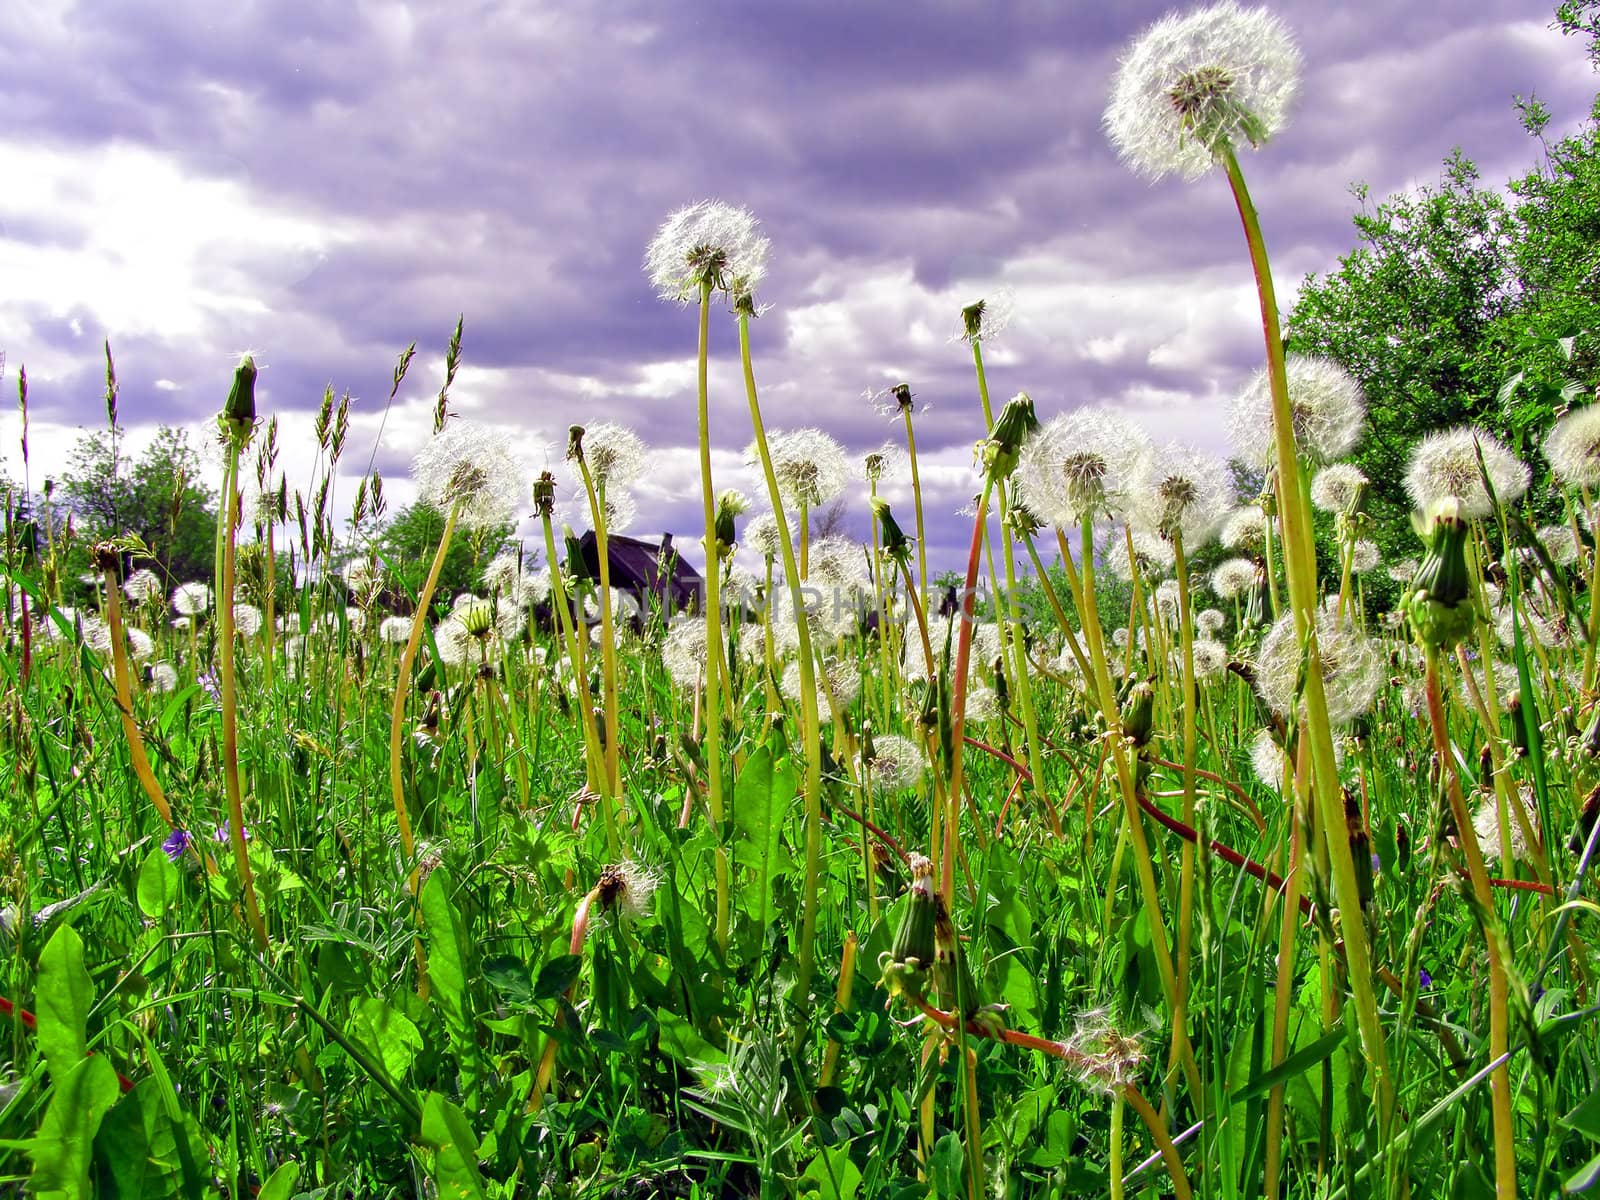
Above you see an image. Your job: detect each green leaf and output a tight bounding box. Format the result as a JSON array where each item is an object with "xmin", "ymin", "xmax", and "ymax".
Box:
[
  {"xmin": 1569, "ymin": 1152, "xmax": 1600, "ymax": 1194},
  {"xmin": 420, "ymin": 869, "xmax": 479, "ymax": 1104},
  {"xmin": 930, "ymin": 1131, "xmax": 965, "ymax": 1199},
  {"xmin": 420, "ymin": 1092, "xmax": 488, "ymax": 1200},
  {"xmin": 36, "ymin": 925, "xmax": 91, "ymax": 1084},
  {"xmin": 1566, "ymin": 1088, "xmax": 1600, "ymax": 1142},
  {"xmin": 1237, "ymin": 1017, "xmax": 1346, "ymax": 1104},
  {"xmin": 482, "ymin": 955, "xmax": 534, "ymax": 1007},
  {"xmin": 533, "ymin": 954, "xmax": 582, "ymax": 1001},
  {"xmin": 801, "ymin": 1144, "xmax": 862, "ymax": 1200},
  {"xmin": 256, "ymin": 1163, "xmax": 300, "ymax": 1200},
  {"xmin": 733, "ymin": 732, "xmax": 797, "ymax": 935},
  {"xmin": 92, "ymin": 1078, "xmax": 208, "ymax": 1199},
  {"xmin": 136, "ymin": 848, "xmax": 181, "ymax": 920},
  {"xmin": 350, "ymin": 998, "xmax": 422, "ymax": 1086},
  {"xmin": 28, "ymin": 1055, "xmax": 120, "ymax": 1200}
]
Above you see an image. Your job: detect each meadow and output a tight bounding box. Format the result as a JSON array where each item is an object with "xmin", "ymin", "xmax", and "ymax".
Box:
[{"xmin": 2, "ymin": 4, "xmax": 1599, "ymax": 1198}]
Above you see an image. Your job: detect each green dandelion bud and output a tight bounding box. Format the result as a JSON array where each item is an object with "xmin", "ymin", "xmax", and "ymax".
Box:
[
  {"xmin": 881, "ymin": 854, "xmax": 938, "ymax": 1003},
  {"xmin": 224, "ymin": 354, "xmax": 257, "ymax": 428},
  {"xmin": 1121, "ymin": 679, "xmax": 1156, "ymax": 747},
  {"xmin": 713, "ymin": 489, "xmax": 748, "ymax": 558},
  {"xmin": 1406, "ymin": 497, "xmax": 1476, "ymax": 650},
  {"xmin": 870, "ymin": 496, "xmax": 913, "ymax": 565},
  {"xmin": 1346, "ymin": 789, "xmax": 1374, "ymax": 909},
  {"xmin": 982, "ymin": 392, "xmax": 1038, "ymax": 483},
  {"xmin": 933, "ymin": 898, "xmax": 983, "ymax": 1020}
]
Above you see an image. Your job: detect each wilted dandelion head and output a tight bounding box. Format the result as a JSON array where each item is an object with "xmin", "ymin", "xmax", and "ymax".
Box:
[
  {"xmin": 1256, "ymin": 603, "xmax": 1382, "ymax": 726},
  {"xmin": 123, "ymin": 568, "xmax": 162, "ymax": 605},
  {"xmin": 172, "ymin": 582, "xmax": 212, "ymax": 617},
  {"xmin": 1403, "ymin": 426, "xmax": 1530, "ymax": 520},
  {"xmin": 1310, "ymin": 463, "xmax": 1369, "ymax": 515},
  {"xmin": 1350, "ymin": 539, "xmax": 1380, "ymax": 575},
  {"xmin": 953, "ymin": 289, "xmax": 1016, "ymax": 345},
  {"xmin": 1104, "ymin": 1, "xmax": 1300, "ymax": 182},
  {"xmin": 760, "ymin": 428, "xmax": 849, "ymax": 511},
  {"xmin": 645, "ymin": 200, "xmax": 769, "ymax": 304},
  {"xmin": 1220, "ymin": 506, "xmax": 1268, "ymax": 552},
  {"xmin": 858, "ymin": 733, "xmax": 926, "ymax": 793},
  {"xmin": 1056, "ymin": 1008, "xmax": 1147, "ymax": 1096},
  {"xmin": 575, "ymin": 422, "xmax": 647, "ymax": 490},
  {"xmin": 863, "ymin": 441, "xmax": 904, "ymax": 485},
  {"xmin": 413, "ymin": 423, "xmax": 525, "ymax": 533},
  {"xmin": 1133, "ymin": 442, "xmax": 1231, "ymax": 547},
  {"xmin": 1231, "ymin": 356, "xmax": 1365, "ymax": 469},
  {"xmin": 1017, "ymin": 408, "xmax": 1152, "ymax": 526},
  {"xmin": 596, "ymin": 860, "xmax": 662, "ymax": 921},
  {"xmin": 1544, "ymin": 404, "xmax": 1600, "ymax": 490}
]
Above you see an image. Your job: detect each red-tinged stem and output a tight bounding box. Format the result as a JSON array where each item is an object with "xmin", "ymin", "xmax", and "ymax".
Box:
[{"xmin": 0, "ymin": 993, "xmax": 134, "ymax": 1093}]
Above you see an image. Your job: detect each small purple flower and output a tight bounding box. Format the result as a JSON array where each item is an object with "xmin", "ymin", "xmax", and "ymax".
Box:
[
  {"xmin": 198, "ymin": 670, "xmax": 221, "ymax": 703},
  {"xmin": 214, "ymin": 821, "xmax": 250, "ymax": 844},
  {"xmin": 162, "ymin": 829, "xmax": 192, "ymax": 862},
  {"xmin": 1419, "ymin": 969, "xmax": 1432, "ymax": 989}
]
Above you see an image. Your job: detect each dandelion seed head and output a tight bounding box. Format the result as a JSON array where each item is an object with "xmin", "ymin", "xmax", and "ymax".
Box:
[
  {"xmin": 149, "ymin": 661, "xmax": 178, "ymax": 693},
  {"xmin": 661, "ymin": 618, "xmax": 708, "ymax": 690},
  {"xmin": 1310, "ymin": 463, "xmax": 1369, "ymax": 515},
  {"xmin": 1108, "ymin": 528, "xmax": 1176, "ymax": 584},
  {"xmin": 1104, "ymin": 1, "xmax": 1301, "ymax": 182},
  {"xmin": 233, "ymin": 603, "xmax": 263, "ymax": 638},
  {"xmin": 1017, "ymin": 408, "xmax": 1152, "ymax": 526},
  {"xmin": 1197, "ymin": 607, "xmax": 1225, "ymax": 636},
  {"xmin": 1472, "ymin": 793, "xmax": 1531, "ymax": 865},
  {"xmin": 413, "ymin": 423, "xmax": 525, "ymax": 533},
  {"xmin": 1220, "ymin": 506, "xmax": 1269, "ymax": 552},
  {"xmin": 1404, "ymin": 426, "xmax": 1530, "ymax": 519},
  {"xmin": 1057, "ymin": 1008, "xmax": 1146, "ymax": 1096},
  {"xmin": 759, "ymin": 429, "xmax": 849, "ymax": 510},
  {"xmin": 1231, "ymin": 356, "xmax": 1365, "ymax": 469},
  {"xmin": 742, "ymin": 511, "xmax": 784, "ymax": 561},
  {"xmin": 125, "ymin": 626, "xmax": 155, "ymax": 661},
  {"xmin": 597, "ymin": 860, "xmax": 662, "ymax": 921},
  {"xmin": 379, "ymin": 615, "xmax": 412, "ymax": 644},
  {"xmin": 1132, "ymin": 442, "xmax": 1231, "ymax": 547},
  {"xmin": 645, "ymin": 200, "xmax": 769, "ymax": 304},
  {"xmin": 1387, "ymin": 558, "xmax": 1418, "ymax": 585},
  {"xmin": 1350, "ymin": 539, "xmax": 1380, "ymax": 575},
  {"xmin": 1544, "ymin": 404, "xmax": 1600, "ymax": 490},
  {"xmin": 172, "ymin": 582, "xmax": 212, "ymax": 617},
  {"xmin": 123, "ymin": 568, "xmax": 162, "ymax": 605},
  {"xmin": 1536, "ymin": 523, "xmax": 1580, "ymax": 567},
  {"xmin": 858, "ymin": 733, "xmax": 925, "ymax": 793},
  {"xmin": 577, "ymin": 422, "xmax": 647, "ymax": 490},
  {"xmin": 1249, "ymin": 728, "xmax": 1290, "ymax": 792},
  {"xmin": 1191, "ymin": 637, "xmax": 1229, "ymax": 682},
  {"xmin": 1256, "ymin": 603, "xmax": 1381, "ymax": 725},
  {"xmin": 952, "ymin": 288, "xmax": 1016, "ymax": 345}
]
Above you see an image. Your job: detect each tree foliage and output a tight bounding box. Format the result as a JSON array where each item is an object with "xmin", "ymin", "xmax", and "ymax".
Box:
[
  {"xmin": 59, "ymin": 424, "xmax": 219, "ymax": 585},
  {"xmin": 372, "ymin": 501, "xmax": 515, "ymax": 608},
  {"xmin": 1286, "ymin": 111, "xmax": 1600, "ymax": 560}
]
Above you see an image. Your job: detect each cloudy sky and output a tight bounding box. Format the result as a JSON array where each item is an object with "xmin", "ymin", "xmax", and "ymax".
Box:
[{"xmin": 1, "ymin": 1, "xmax": 1594, "ymax": 574}]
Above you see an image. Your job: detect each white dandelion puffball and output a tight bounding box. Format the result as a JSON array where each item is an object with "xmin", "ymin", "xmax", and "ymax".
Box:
[
  {"xmin": 172, "ymin": 582, "xmax": 212, "ymax": 617},
  {"xmin": 1231, "ymin": 356, "xmax": 1365, "ymax": 469},
  {"xmin": 1544, "ymin": 405, "xmax": 1600, "ymax": 490},
  {"xmin": 661, "ymin": 618, "xmax": 708, "ymax": 690},
  {"xmin": 578, "ymin": 422, "xmax": 647, "ymax": 490},
  {"xmin": 1220, "ymin": 506, "xmax": 1268, "ymax": 552},
  {"xmin": 1197, "ymin": 608, "xmax": 1226, "ymax": 636},
  {"xmin": 379, "ymin": 615, "xmax": 412, "ymax": 644},
  {"xmin": 1404, "ymin": 426, "xmax": 1530, "ymax": 520},
  {"xmin": 1105, "ymin": 1, "xmax": 1301, "ymax": 182},
  {"xmin": 1132, "ymin": 442, "xmax": 1231, "ymax": 548},
  {"xmin": 233, "ymin": 604, "xmax": 264, "ymax": 638},
  {"xmin": 1309, "ymin": 463, "xmax": 1369, "ymax": 515},
  {"xmin": 412, "ymin": 422, "xmax": 525, "ymax": 533},
  {"xmin": 1016, "ymin": 407, "xmax": 1152, "ymax": 527},
  {"xmin": 759, "ymin": 429, "xmax": 849, "ymax": 511},
  {"xmin": 1255, "ymin": 605, "xmax": 1381, "ymax": 726},
  {"xmin": 123, "ymin": 568, "xmax": 163, "ymax": 605},
  {"xmin": 645, "ymin": 200, "xmax": 769, "ymax": 303},
  {"xmin": 1349, "ymin": 539, "xmax": 1380, "ymax": 575},
  {"xmin": 858, "ymin": 734, "xmax": 925, "ymax": 793}
]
